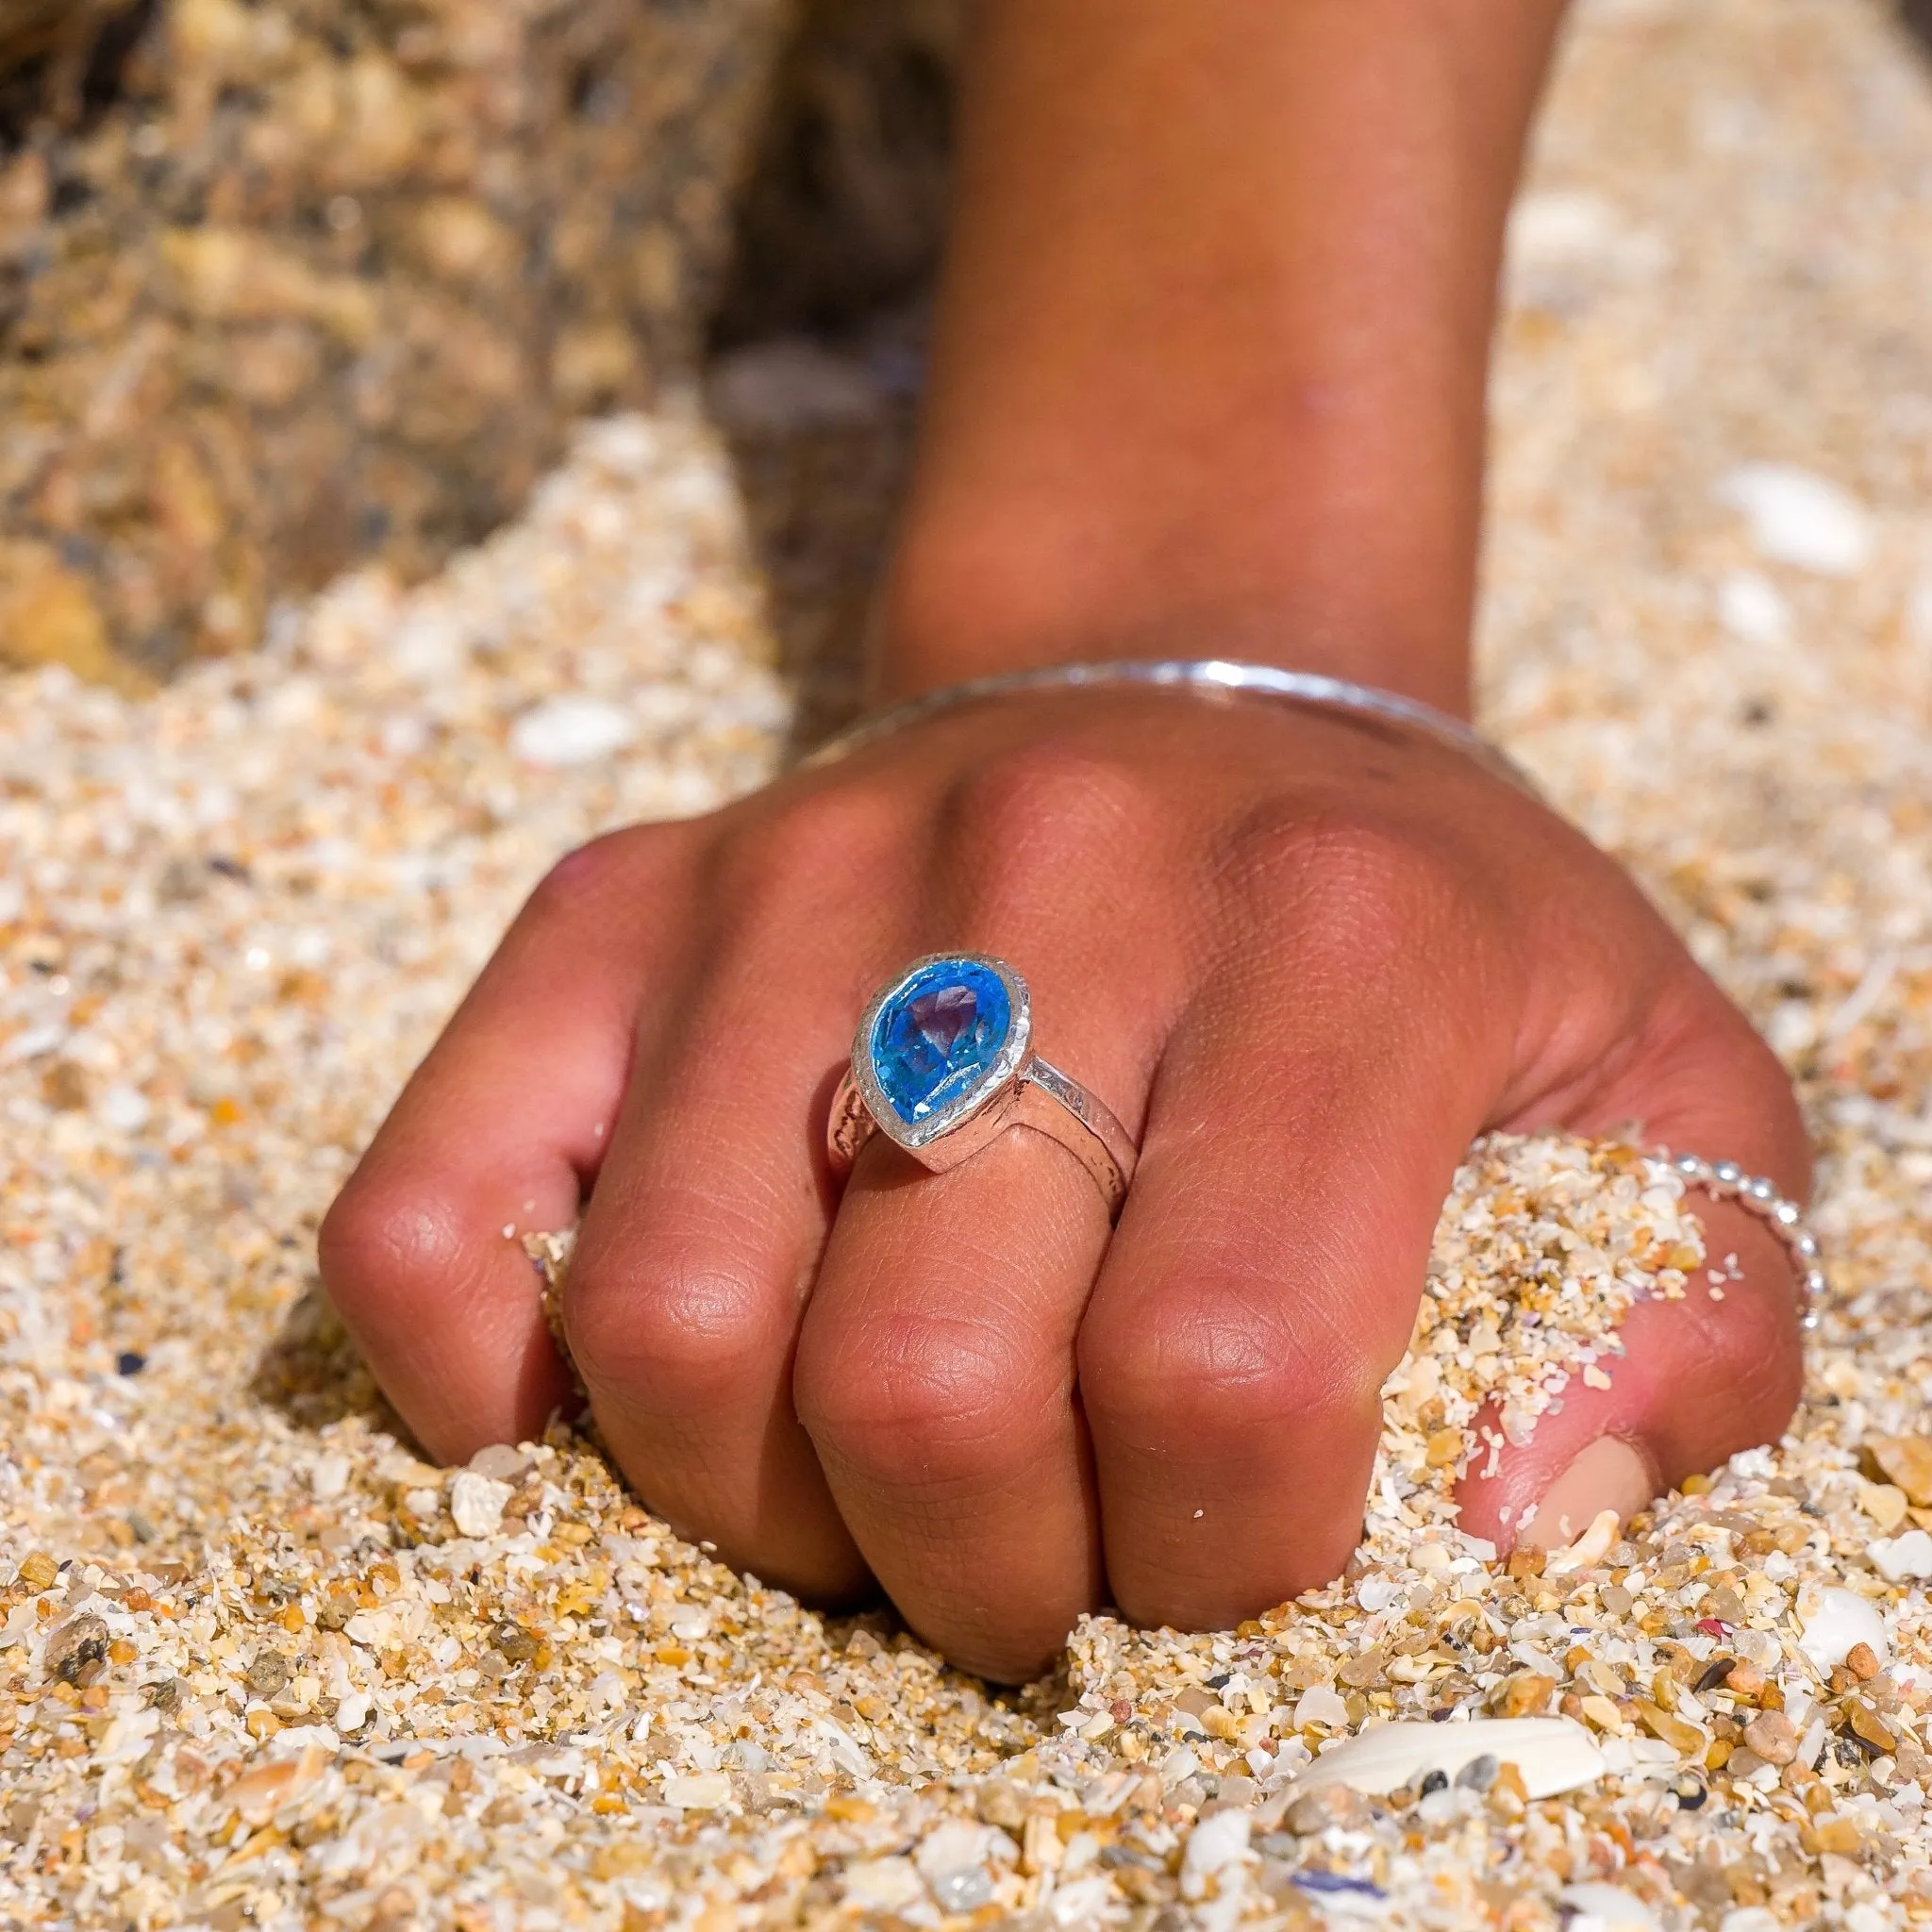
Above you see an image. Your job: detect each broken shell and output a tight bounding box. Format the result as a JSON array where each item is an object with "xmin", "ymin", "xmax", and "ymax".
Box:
[
  {"xmin": 1867, "ymin": 1529, "xmax": 1932, "ymax": 1584},
  {"xmin": 1290, "ymin": 1718, "xmax": 1605, "ymax": 1801},
  {"xmin": 1543, "ymin": 1508, "xmax": 1623, "ymax": 1576},
  {"xmin": 1796, "ymin": 1585, "xmax": 1889, "ymax": 1674}
]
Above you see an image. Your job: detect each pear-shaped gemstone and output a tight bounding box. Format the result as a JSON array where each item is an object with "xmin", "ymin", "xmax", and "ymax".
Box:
[{"xmin": 870, "ymin": 958, "xmax": 1013, "ymax": 1126}]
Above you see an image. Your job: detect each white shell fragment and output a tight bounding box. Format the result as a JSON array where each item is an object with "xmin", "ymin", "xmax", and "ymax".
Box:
[
  {"xmin": 841, "ymin": 1857, "xmax": 924, "ymax": 1911},
  {"xmin": 1796, "ymin": 1584, "xmax": 1889, "ymax": 1670},
  {"xmin": 1291, "ymin": 1719, "xmax": 1606, "ymax": 1801},
  {"xmin": 1869, "ymin": 1530, "xmax": 1932, "ymax": 1583},
  {"xmin": 448, "ymin": 1471, "xmax": 514, "ymax": 1538},
  {"xmin": 1716, "ymin": 462, "xmax": 1873, "ymax": 576},
  {"xmin": 308, "ymin": 1454, "xmax": 351, "ymax": 1502},
  {"xmin": 1542, "ymin": 1507, "xmax": 1623, "ymax": 1576},
  {"xmin": 1292, "ymin": 1684, "xmax": 1350, "ymax": 1730},
  {"xmin": 1716, "ymin": 570, "xmax": 1791, "ymax": 646},
  {"xmin": 508, "ymin": 694, "xmax": 637, "ymax": 767},
  {"xmin": 1561, "ymin": 1883, "xmax": 1664, "ymax": 1932},
  {"xmin": 98, "ymin": 1083, "xmax": 152, "ymax": 1132},
  {"xmin": 1507, "ymin": 189, "xmax": 1622, "ymax": 263},
  {"xmin": 1180, "ymin": 1810, "xmax": 1252, "ymax": 1900},
  {"xmin": 914, "ymin": 1821, "xmax": 1006, "ymax": 1914},
  {"xmin": 661, "ymin": 1772, "xmax": 732, "ymax": 1811}
]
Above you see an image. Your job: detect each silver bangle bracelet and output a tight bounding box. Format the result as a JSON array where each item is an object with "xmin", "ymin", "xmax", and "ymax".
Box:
[
  {"xmin": 797, "ymin": 657, "xmax": 1540, "ymax": 798},
  {"xmin": 792, "ymin": 660, "xmax": 1828, "ymax": 1331}
]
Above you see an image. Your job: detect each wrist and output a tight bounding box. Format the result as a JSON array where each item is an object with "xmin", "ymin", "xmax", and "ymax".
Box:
[
  {"xmin": 857, "ymin": 0, "xmax": 1565, "ymax": 724},
  {"xmin": 872, "ymin": 498, "xmax": 1477, "ymax": 719}
]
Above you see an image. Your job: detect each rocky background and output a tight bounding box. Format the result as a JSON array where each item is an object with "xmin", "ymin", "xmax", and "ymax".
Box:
[{"xmin": 0, "ymin": 0, "xmax": 957, "ymax": 689}]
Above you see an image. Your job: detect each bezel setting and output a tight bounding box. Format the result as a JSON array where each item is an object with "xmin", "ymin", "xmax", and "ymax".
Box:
[{"xmin": 851, "ymin": 952, "xmax": 1033, "ymax": 1162}]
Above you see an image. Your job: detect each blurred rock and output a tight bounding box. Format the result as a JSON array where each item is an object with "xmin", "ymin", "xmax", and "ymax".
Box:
[
  {"xmin": 0, "ymin": 0, "xmax": 799, "ymax": 677},
  {"xmin": 0, "ymin": 0, "xmax": 970, "ymax": 683}
]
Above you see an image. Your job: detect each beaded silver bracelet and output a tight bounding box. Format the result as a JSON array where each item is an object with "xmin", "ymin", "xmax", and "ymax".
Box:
[
  {"xmin": 1666, "ymin": 1150, "xmax": 1827, "ymax": 1330},
  {"xmin": 800, "ymin": 657, "xmax": 1541, "ymax": 798}
]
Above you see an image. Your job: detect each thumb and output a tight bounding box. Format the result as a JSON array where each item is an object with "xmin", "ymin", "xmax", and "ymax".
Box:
[{"xmin": 1456, "ymin": 986, "xmax": 1814, "ymax": 1551}]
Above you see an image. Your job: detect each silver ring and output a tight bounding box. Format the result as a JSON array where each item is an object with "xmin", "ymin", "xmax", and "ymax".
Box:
[{"xmin": 827, "ymin": 953, "xmax": 1138, "ymax": 1217}]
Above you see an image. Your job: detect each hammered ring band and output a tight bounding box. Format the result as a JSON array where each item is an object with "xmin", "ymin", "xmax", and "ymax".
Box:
[{"xmin": 826, "ymin": 954, "xmax": 1138, "ymax": 1217}]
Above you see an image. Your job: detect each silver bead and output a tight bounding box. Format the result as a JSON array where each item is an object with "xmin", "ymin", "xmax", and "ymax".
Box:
[
  {"xmin": 1744, "ymin": 1175, "xmax": 1776, "ymax": 1205},
  {"xmin": 1674, "ymin": 1152, "xmax": 1709, "ymax": 1179},
  {"xmin": 1802, "ymin": 1308, "xmax": 1823, "ymax": 1332},
  {"xmin": 1804, "ymin": 1268, "xmax": 1828, "ymax": 1301},
  {"xmin": 1773, "ymin": 1200, "xmax": 1802, "ymax": 1226},
  {"xmin": 1712, "ymin": 1160, "xmax": 1744, "ymax": 1190},
  {"xmin": 1792, "ymin": 1230, "xmax": 1819, "ymax": 1259}
]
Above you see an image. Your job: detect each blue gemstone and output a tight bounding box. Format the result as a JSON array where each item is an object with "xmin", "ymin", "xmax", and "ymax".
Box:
[{"xmin": 869, "ymin": 958, "xmax": 1013, "ymax": 1126}]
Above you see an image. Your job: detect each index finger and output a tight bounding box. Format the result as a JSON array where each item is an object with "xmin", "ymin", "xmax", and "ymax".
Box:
[{"xmin": 319, "ymin": 829, "xmax": 687, "ymax": 1457}]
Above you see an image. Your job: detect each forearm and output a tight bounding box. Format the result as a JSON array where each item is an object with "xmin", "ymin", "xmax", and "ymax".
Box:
[{"xmin": 874, "ymin": 0, "xmax": 1567, "ymax": 715}]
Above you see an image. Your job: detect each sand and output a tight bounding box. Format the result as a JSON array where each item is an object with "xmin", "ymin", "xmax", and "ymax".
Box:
[{"xmin": 6, "ymin": 0, "xmax": 1932, "ymax": 1925}]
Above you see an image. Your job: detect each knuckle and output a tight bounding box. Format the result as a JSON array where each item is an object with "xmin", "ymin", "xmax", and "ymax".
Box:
[
  {"xmin": 946, "ymin": 742, "xmax": 1154, "ymax": 862},
  {"xmin": 796, "ymin": 1312, "xmax": 1036, "ymax": 1491},
  {"xmin": 708, "ymin": 781, "xmax": 899, "ymax": 915},
  {"xmin": 1081, "ymin": 1269, "xmax": 1384, "ymax": 1455},
  {"xmin": 522, "ymin": 824, "xmax": 686, "ymax": 937},
  {"xmin": 529, "ymin": 827, "xmax": 648, "ymax": 914},
  {"xmin": 1220, "ymin": 801, "xmax": 1472, "ymax": 950},
  {"xmin": 566, "ymin": 1249, "xmax": 780, "ymax": 1413},
  {"xmin": 318, "ymin": 1175, "xmax": 475, "ymax": 1327}
]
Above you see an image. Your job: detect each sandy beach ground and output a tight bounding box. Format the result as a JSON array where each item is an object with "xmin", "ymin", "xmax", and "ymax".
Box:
[{"xmin": 6, "ymin": 1, "xmax": 1932, "ymax": 1925}]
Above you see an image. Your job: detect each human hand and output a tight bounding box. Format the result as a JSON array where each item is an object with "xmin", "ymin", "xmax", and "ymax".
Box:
[{"xmin": 319, "ymin": 687, "xmax": 1807, "ymax": 1681}]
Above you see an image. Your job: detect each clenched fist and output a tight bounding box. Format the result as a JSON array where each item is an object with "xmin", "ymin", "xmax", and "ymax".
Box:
[{"xmin": 321, "ymin": 688, "xmax": 1807, "ymax": 1680}]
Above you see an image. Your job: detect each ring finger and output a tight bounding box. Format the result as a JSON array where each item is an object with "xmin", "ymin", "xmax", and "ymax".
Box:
[
  {"xmin": 793, "ymin": 955, "xmax": 1148, "ymax": 1683},
  {"xmin": 793, "ymin": 751, "xmax": 1179, "ymax": 1679}
]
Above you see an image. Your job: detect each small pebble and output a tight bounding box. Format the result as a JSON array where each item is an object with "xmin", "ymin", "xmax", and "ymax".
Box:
[
  {"xmin": 243, "ymin": 1650, "xmax": 290, "ymax": 1701},
  {"xmin": 1716, "ymin": 569, "xmax": 1791, "ymax": 646},
  {"xmin": 1741, "ymin": 1710, "xmax": 1796, "ymax": 1766},
  {"xmin": 1717, "ymin": 461, "xmax": 1873, "ymax": 576},
  {"xmin": 508, "ymin": 695, "xmax": 638, "ymax": 767},
  {"xmin": 1796, "ymin": 1585, "xmax": 1890, "ymax": 1673},
  {"xmin": 97, "ymin": 1086, "xmax": 150, "ymax": 1132},
  {"xmin": 467, "ymin": 1443, "xmax": 532, "ymax": 1482},
  {"xmin": 449, "ymin": 1471, "xmax": 514, "ymax": 1539}
]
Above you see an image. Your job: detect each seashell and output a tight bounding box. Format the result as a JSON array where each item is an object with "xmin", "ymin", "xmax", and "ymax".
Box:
[
  {"xmin": 1716, "ymin": 463, "xmax": 1872, "ymax": 577},
  {"xmin": 1867, "ymin": 1529, "xmax": 1932, "ymax": 1584},
  {"xmin": 1559, "ymin": 1882, "xmax": 1662, "ymax": 1931},
  {"xmin": 1543, "ymin": 1507, "xmax": 1622, "ymax": 1576},
  {"xmin": 1290, "ymin": 1717, "xmax": 1605, "ymax": 1801},
  {"xmin": 508, "ymin": 696, "xmax": 637, "ymax": 768},
  {"xmin": 448, "ymin": 1470, "xmax": 514, "ymax": 1538},
  {"xmin": 1795, "ymin": 1584, "xmax": 1888, "ymax": 1672},
  {"xmin": 1291, "ymin": 1683, "xmax": 1349, "ymax": 1730}
]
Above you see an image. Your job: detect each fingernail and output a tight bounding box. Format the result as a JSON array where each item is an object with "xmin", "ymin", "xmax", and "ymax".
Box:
[{"xmin": 1517, "ymin": 1437, "xmax": 1654, "ymax": 1552}]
